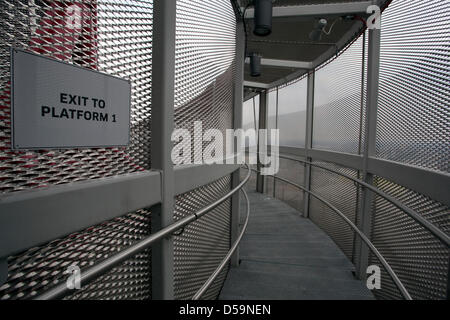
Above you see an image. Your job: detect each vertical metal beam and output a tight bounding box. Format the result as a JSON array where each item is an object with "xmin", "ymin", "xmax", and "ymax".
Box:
[
  {"xmin": 151, "ymin": 0, "xmax": 176, "ymax": 300},
  {"xmin": 356, "ymin": 28, "xmax": 381, "ymax": 280},
  {"xmin": 230, "ymin": 19, "xmax": 245, "ymax": 268},
  {"xmin": 256, "ymin": 90, "xmax": 268, "ymax": 193},
  {"xmin": 353, "ymin": 31, "xmax": 367, "ymax": 264},
  {"xmin": 303, "ymin": 71, "xmax": 315, "ymax": 218}
]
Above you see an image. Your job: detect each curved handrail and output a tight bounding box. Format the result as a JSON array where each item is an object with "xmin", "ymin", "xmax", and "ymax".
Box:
[
  {"xmin": 253, "ymin": 168, "xmax": 413, "ymax": 300},
  {"xmin": 192, "ymin": 188, "xmax": 250, "ymax": 300},
  {"xmin": 276, "ymin": 154, "xmax": 450, "ymax": 247},
  {"xmin": 34, "ymin": 165, "xmax": 252, "ymax": 300}
]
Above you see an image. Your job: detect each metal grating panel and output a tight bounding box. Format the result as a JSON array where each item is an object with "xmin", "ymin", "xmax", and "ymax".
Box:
[
  {"xmin": 376, "ymin": 0, "xmax": 450, "ymax": 173},
  {"xmin": 309, "ymin": 162, "xmax": 359, "ymax": 261},
  {"xmin": 0, "ymin": 0, "xmax": 153, "ymax": 300},
  {"xmin": 244, "ymin": 168, "xmax": 257, "ymax": 193},
  {"xmin": 174, "ymin": 0, "xmax": 236, "ymax": 163},
  {"xmin": 272, "ymin": 157, "xmax": 305, "ymax": 212},
  {"xmin": 0, "ymin": 208, "xmax": 152, "ymax": 300},
  {"xmin": 369, "ymin": 177, "xmax": 449, "ymax": 300},
  {"xmin": 174, "ymin": 175, "xmax": 232, "ymax": 300},
  {"xmin": 276, "ymin": 78, "xmax": 307, "ymax": 148},
  {"xmin": 0, "ymin": 0, "xmax": 153, "ymax": 194},
  {"xmin": 264, "ymin": 175, "xmax": 275, "ymax": 197},
  {"xmin": 174, "ymin": 0, "xmax": 235, "ymax": 110},
  {"xmin": 313, "ymin": 36, "xmax": 364, "ymax": 154}
]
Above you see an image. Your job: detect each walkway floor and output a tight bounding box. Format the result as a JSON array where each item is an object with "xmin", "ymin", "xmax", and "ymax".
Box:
[{"xmin": 219, "ymin": 191, "xmax": 374, "ymax": 300}]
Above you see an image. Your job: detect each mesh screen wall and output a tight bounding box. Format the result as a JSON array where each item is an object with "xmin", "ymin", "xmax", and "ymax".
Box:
[
  {"xmin": 0, "ymin": 0, "xmax": 154, "ymax": 300},
  {"xmin": 369, "ymin": 177, "xmax": 449, "ymax": 300},
  {"xmin": 242, "ymin": 95, "xmax": 259, "ymax": 134},
  {"xmin": 0, "ymin": 208, "xmax": 152, "ymax": 300},
  {"xmin": 376, "ymin": 0, "xmax": 450, "ymax": 173},
  {"xmin": 367, "ymin": 0, "xmax": 450, "ymax": 300},
  {"xmin": 0, "ymin": 0, "xmax": 153, "ymax": 194},
  {"xmin": 173, "ymin": 0, "xmax": 236, "ymax": 300},
  {"xmin": 313, "ymin": 36, "xmax": 365, "ymax": 154},
  {"xmin": 309, "ymin": 162, "xmax": 359, "ymax": 261},
  {"xmin": 270, "ymin": 157, "xmax": 305, "ymax": 213},
  {"xmin": 242, "ymin": 166, "xmax": 257, "ymax": 193},
  {"xmin": 276, "ymin": 78, "xmax": 308, "ymax": 148},
  {"xmin": 1, "ymin": 0, "xmax": 238, "ymax": 300},
  {"xmin": 269, "ymin": 0, "xmax": 449, "ymax": 300},
  {"xmin": 174, "ymin": 176, "xmax": 232, "ymax": 300}
]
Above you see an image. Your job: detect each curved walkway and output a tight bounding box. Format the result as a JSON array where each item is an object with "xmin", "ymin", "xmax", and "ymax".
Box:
[{"xmin": 219, "ymin": 191, "xmax": 374, "ymax": 300}]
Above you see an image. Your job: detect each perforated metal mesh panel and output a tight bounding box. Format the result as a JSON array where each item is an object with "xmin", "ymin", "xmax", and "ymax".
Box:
[
  {"xmin": 254, "ymin": 0, "xmax": 449, "ymax": 301},
  {"xmin": 309, "ymin": 162, "xmax": 359, "ymax": 261},
  {"xmin": 174, "ymin": 175, "xmax": 232, "ymax": 300},
  {"xmin": 376, "ymin": 0, "xmax": 450, "ymax": 173},
  {"xmin": 369, "ymin": 177, "xmax": 449, "ymax": 300},
  {"xmin": 174, "ymin": 0, "xmax": 235, "ymax": 162},
  {"xmin": 173, "ymin": 0, "xmax": 236, "ymax": 300},
  {"xmin": 272, "ymin": 157, "xmax": 305, "ymax": 212},
  {"xmin": 0, "ymin": 0, "xmax": 153, "ymax": 193},
  {"xmin": 0, "ymin": 208, "xmax": 152, "ymax": 300},
  {"xmin": 242, "ymin": 96, "xmax": 259, "ymax": 149},
  {"xmin": 175, "ymin": 0, "xmax": 235, "ymax": 110},
  {"xmin": 313, "ymin": 36, "xmax": 364, "ymax": 154},
  {"xmin": 242, "ymin": 166, "xmax": 257, "ymax": 192}
]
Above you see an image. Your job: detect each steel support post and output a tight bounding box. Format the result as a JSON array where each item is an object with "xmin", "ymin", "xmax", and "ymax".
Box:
[
  {"xmin": 230, "ymin": 19, "xmax": 245, "ymax": 267},
  {"xmin": 356, "ymin": 28, "xmax": 381, "ymax": 280},
  {"xmin": 256, "ymin": 90, "xmax": 268, "ymax": 193},
  {"xmin": 151, "ymin": 0, "xmax": 176, "ymax": 300},
  {"xmin": 303, "ymin": 71, "xmax": 315, "ymax": 218}
]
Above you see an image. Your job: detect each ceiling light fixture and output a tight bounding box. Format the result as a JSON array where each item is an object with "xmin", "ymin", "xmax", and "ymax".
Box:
[{"xmin": 253, "ymin": 0, "xmax": 273, "ymax": 36}]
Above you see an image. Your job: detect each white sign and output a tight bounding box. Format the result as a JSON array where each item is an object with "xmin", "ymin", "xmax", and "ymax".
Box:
[{"xmin": 11, "ymin": 48, "xmax": 131, "ymax": 149}]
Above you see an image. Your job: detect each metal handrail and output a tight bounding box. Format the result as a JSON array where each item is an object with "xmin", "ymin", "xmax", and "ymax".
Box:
[
  {"xmin": 192, "ymin": 188, "xmax": 250, "ymax": 300},
  {"xmin": 252, "ymin": 168, "xmax": 413, "ymax": 300},
  {"xmin": 275, "ymin": 154, "xmax": 450, "ymax": 247},
  {"xmin": 35, "ymin": 164, "xmax": 252, "ymax": 300}
]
